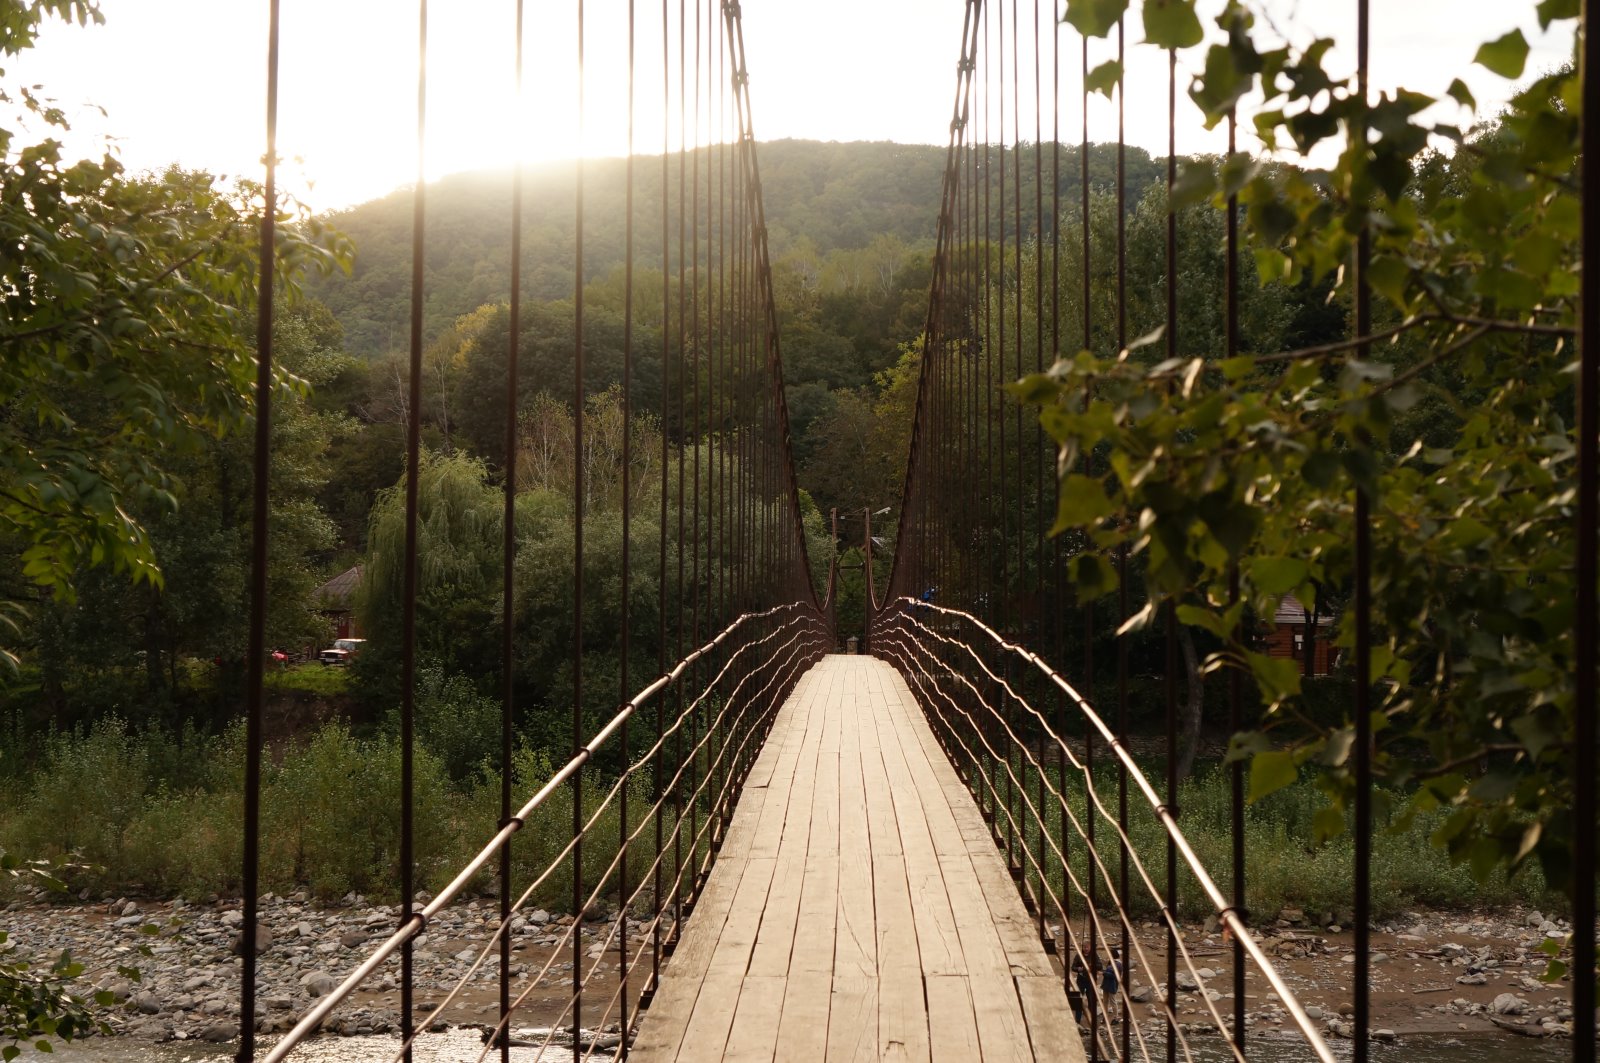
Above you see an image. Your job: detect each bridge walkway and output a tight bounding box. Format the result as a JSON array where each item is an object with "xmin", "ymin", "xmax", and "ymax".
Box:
[{"xmin": 630, "ymin": 655, "xmax": 1087, "ymax": 1063}]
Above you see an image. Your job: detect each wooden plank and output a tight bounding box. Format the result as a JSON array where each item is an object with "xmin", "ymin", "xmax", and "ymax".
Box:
[
  {"xmin": 628, "ymin": 781, "xmax": 770, "ymax": 1059},
  {"xmin": 720, "ymin": 974, "xmax": 787, "ymax": 1063},
  {"xmin": 826, "ymin": 974, "xmax": 878, "ymax": 1063},
  {"xmin": 786, "ymin": 674, "xmax": 840, "ymax": 976},
  {"xmin": 925, "ymin": 975, "xmax": 982, "ymax": 1063},
  {"xmin": 675, "ymin": 855, "xmax": 781, "ymax": 1059},
  {"xmin": 877, "ymin": 962, "xmax": 931, "ymax": 1063},
  {"xmin": 875, "ymin": 695, "xmax": 964, "ymax": 978},
  {"xmin": 967, "ymin": 840, "xmax": 1056, "ymax": 977},
  {"xmin": 961, "ymin": 921, "xmax": 1035, "ymax": 1063},
  {"xmin": 863, "ymin": 693, "xmax": 929, "ymax": 1062},
  {"xmin": 897, "ymin": 671, "xmax": 1055, "ymax": 980},
  {"xmin": 835, "ymin": 679, "xmax": 877, "ymax": 981},
  {"xmin": 636, "ymin": 657, "xmax": 1076, "ymax": 1063},
  {"xmin": 881, "ymin": 676, "xmax": 970, "ymax": 859},
  {"xmin": 773, "ymin": 966, "xmax": 831, "ymax": 1061},
  {"xmin": 746, "ymin": 672, "xmax": 825, "ymax": 979},
  {"xmin": 1015, "ymin": 975, "xmax": 1089, "ymax": 1063},
  {"xmin": 629, "ymin": 662, "xmax": 802, "ymax": 1061},
  {"xmin": 887, "ymin": 672, "xmax": 1035, "ymax": 1063}
]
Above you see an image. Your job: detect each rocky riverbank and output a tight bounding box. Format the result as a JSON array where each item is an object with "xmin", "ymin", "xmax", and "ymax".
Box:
[
  {"xmin": 1086, "ymin": 903, "xmax": 1580, "ymax": 1045},
  {"xmin": 1, "ymin": 891, "xmax": 661, "ymax": 1048},
  {"xmin": 1, "ymin": 893, "xmax": 1582, "ymax": 1050}
]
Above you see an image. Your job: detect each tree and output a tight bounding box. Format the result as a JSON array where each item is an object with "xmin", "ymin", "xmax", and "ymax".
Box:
[
  {"xmin": 1, "ymin": 1, "xmax": 345, "ymax": 1047},
  {"xmin": 1029, "ymin": 0, "xmax": 1587, "ymax": 902},
  {"xmin": 0, "ymin": 7, "xmax": 346, "ymax": 667}
]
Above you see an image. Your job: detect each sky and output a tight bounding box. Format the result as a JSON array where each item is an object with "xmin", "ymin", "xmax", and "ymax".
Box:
[{"xmin": 7, "ymin": 1, "xmax": 1577, "ymax": 212}]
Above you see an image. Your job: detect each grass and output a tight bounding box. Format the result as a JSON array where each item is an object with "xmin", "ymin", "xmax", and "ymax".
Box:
[
  {"xmin": 0, "ymin": 715, "xmax": 747, "ymax": 914},
  {"xmin": 958, "ymin": 747, "xmax": 1559, "ymax": 924},
  {"xmin": 0, "ymin": 712, "xmax": 1562, "ymax": 921},
  {"xmin": 262, "ymin": 662, "xmax": 352, "ymax": 697}
]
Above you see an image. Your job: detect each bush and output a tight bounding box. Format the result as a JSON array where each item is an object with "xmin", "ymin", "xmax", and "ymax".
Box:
[
  {"xmin": 262, "ymin": 662, "xmax": 350, "ymax": 697},
  {"xmin": 4, "ymin": 719, "xmax": 153, "ymax": 876},
  {"xmin": 0, "ymin": 713, "xmax": 1559, "ymax": 921},
  {"xmin": 1003, "ymin": 758, "xmax": 1558, "ymax": 923}
]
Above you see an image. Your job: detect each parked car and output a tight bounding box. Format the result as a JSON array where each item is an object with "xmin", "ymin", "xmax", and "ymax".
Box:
[{"xmin": 318, "ymin": 638, "xmax": 366, "ymax": 666}]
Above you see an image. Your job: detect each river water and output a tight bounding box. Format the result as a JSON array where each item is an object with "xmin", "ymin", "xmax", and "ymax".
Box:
[{"xmin": 11, "ymin": 1029, "xmax": 1572, "ymax": 1062}]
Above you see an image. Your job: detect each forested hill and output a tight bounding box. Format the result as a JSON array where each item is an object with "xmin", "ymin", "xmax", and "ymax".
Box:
[{"xmin": 308, "ymin": 138, "xmax": 1162, "ymax": 358}]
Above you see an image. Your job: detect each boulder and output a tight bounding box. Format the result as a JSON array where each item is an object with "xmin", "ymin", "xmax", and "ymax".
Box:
[
  {"xmin": 230, "ymin": 924, "xmax": 274, "ymax": 957},
  {"xmin": 1493, "ymin": 993, "xmax": 1526, "ymax": 1016},
  {"xmin": 298, "ymin": 970, "xmax": 338, "ymax": 997}
]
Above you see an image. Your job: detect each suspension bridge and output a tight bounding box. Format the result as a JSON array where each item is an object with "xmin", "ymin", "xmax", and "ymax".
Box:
[{"xmin": 221, "ymin": 0, "xmax": 1599, "ymax": 1061}]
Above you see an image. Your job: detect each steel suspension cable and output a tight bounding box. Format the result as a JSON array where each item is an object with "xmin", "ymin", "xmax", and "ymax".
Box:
[
  {"xmin": 237, "ymin": 0, "xmax": 280, "ymax": 1055},
  {"xmin": 398, "ymin": 4, "xmax": 428, "ymax": 1056},
  {"xmin": 497, "ymin": 2, "xmax": 525, "ymax": 1058}
]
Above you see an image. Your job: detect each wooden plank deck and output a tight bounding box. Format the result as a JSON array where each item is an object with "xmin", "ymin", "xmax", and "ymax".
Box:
[{"xmin": 630, "ymin": 655, "xmax": 1086, "ymax": 1063}]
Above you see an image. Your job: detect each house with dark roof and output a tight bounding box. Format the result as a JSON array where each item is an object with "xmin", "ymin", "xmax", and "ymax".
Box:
[
  {"xmin": 313, "ymin": 564, "xmax": 363, "ymax": 640},
  {"xmin": 1264, "ymin": 593, "xmax": 1335, "ymax": 676}
]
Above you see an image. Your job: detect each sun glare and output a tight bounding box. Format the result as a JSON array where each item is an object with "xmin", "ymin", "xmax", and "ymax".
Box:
[{"xmin": 7, "ymin": 0, "xmax": 1577, "ymax": 213}]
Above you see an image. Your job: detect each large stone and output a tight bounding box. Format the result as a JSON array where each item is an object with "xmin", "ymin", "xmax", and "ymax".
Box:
[
  {"xmin": 198, "ymin": 1023, "xmax": 238, "ymax": 1042},
  {"xmin": 298, "ymin": 970, "xmax": 338, "ymax": 997},
  {"xmin": 1493, "ymin": 993, "xmax": 1526, "ymax": 1016},
  {"xmin": 220, "ymin": 910, "xmax": 244, "ymax": 928},
  {"xmin": 230, "ymin": 923, "xmax": 274, "ymax": 957}
]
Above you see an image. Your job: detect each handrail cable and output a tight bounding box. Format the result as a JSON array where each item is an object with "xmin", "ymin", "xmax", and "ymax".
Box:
[
  {"xmin": 882, "ymin": 598, "xmax": 1337, "ymax": 1062},
  {"xmin": 384, "ymin": 614, "xmax": 819, "ymax": 1062},
  {"xmin": 261, "ymin": 603, "xmax": 820, "ymax": 1063}
]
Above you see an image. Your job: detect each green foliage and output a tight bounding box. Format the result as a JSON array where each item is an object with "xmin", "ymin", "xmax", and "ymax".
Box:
[
  {"xmin": 1014, "ymin": 0, "xmax": 1590, "ymax": 902},
  {"xmin": 974, "ymin": 758, "xmax": 1553, "ymax": 923},
  {"xmin": 1, "ymin": 0, "xmax": 349, "ymax": 701},
  {"xmin": 0, "ymin": 719, "xmax": 663, "ymax": 909},
  {"xmin": 0, "ymin": 922, "xmax": 104, "ymax": 1060},
  {"xmin": 1, "ymin": 154, "xmax": 346, "ymax": 608},
  {"xmin": 412, "ymin": 666, "xmax": 502, "ymax": 780},
  {"xmin": 262, "ymin": 662, "xmax": 351, "ymax": 697}
]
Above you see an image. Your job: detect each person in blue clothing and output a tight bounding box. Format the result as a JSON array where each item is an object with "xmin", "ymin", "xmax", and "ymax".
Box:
[{"xmin": 1101, "ymin": 947, "xmax": 1126, "ymax": 1020}]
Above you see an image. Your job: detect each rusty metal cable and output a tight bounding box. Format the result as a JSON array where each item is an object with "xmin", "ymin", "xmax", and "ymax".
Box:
[
  {"xmin": 497, "ymin": 1, "xmax": 525, "ymax": 1058},
  {"xmin": 236, "ymin": 0, "xmax": 280, "ymax": 1055},
  {"xmin": 398, "ymin": 4, "xmax": 428, "ymax": 1057}
]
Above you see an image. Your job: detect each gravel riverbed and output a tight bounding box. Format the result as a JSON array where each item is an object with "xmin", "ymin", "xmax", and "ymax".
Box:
[{"xmin": 1, "ymin": 893, "xmax": 1583, "ymax": 1053}]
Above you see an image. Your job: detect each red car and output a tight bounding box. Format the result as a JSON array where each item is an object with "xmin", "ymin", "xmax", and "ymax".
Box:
[{"xmin": 317, "ymin": 638, "xmax": 366, "ymax": 666}]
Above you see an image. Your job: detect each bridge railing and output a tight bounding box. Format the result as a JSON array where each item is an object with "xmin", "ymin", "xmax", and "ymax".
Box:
[
  {"xmin": 237, "ymin": 0, "xmax": 835, "ymax": 1057},
  {"xmin": 262, "ymin": 601, "xmax": 830, "ymax": 1063},
  {"xmin": 875, "ymin": 596, "xmax": 1334, "ymax": 1063}
]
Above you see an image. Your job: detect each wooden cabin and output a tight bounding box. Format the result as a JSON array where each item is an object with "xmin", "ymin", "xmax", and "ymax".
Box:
[{"xmin": 1263, "ymin": 594, "xmax": 1335, "ymax": 676}]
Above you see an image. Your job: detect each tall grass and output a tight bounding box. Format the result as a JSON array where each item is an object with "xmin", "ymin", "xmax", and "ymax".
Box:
[
  {"xmin": 0, "ymin": 717, "xmax": 667, "ymax": 910},
  {"xmin": 0, "ymin": 718, "xmax": 1558, "ymax": 920},
  {"xmin": 993, "ymin": 756, "xmax": 1559, "ymax": 923}
]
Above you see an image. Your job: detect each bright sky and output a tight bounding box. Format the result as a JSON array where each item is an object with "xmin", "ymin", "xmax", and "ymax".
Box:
[{"xmin": 8, "ymin": 1, "xmax": 1576, "ymax": 212}]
